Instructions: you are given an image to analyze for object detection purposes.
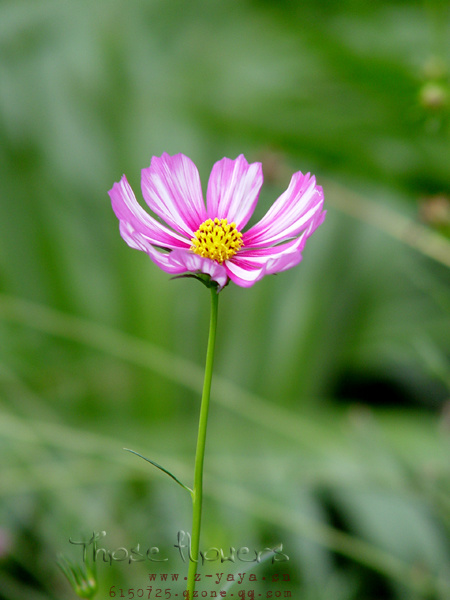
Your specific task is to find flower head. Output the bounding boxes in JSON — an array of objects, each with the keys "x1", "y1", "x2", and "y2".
[{"x1": 109, "y1": 153, "x2": 325, "y2": 289}]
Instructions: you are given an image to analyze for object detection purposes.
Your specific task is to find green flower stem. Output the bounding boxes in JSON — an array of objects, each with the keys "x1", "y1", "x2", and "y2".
[{"x1": 186, "y1": 287, "x2": 219, "y2": 599}]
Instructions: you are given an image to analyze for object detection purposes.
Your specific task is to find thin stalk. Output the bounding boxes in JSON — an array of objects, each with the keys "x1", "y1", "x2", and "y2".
[{"x1": 186, "y1": 287, "x2": 219, "y2": 599}]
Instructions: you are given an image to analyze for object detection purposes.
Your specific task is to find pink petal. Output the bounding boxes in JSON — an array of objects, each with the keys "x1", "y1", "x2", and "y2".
[
  {"x1": 224, "y1": 260, "x2": 268, "y2": 288},
  {"x1": 243, "y1": 172, "x2": 324, "y2": 247},
  {"x1": 237, "y1": 234, "x2": 307, "y2": 262},
  {"x1": 109, "y1": 176, "x2": 190, "y2": 249},
  {"x1": 141, "y1": 153, "x2": 207, "y2": 238},
  {"x1": 224, "y1": 233, "x2": 308, "y2": 287},
  {"x1": 118, "y1": 222, "x2": 229, "y2": 289},
  {"x1": 206, "y1": 155, "x2": 263, "y2": 229},
  {"x1": 167, "y1": 250, "x2": 229, "y2": 289}
]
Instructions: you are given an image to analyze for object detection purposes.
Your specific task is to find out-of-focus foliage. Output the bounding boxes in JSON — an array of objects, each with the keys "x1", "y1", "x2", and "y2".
[{"x1": 0, "y1": 1, "x2": 449, "y2": 599}]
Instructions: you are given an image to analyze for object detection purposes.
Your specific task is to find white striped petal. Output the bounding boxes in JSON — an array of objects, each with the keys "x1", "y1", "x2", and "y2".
[
  {"x1": 141, "y1": 153, "x2": 207, "y2": 237},
  {"x1": 206, "y1": 155, "x2": 263, "y2": 229}
]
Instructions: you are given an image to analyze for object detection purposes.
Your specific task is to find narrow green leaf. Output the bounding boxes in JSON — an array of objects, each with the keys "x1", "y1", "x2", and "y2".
[{"x1": 124, "y1": 448, "x2": 193, "y2": 496}]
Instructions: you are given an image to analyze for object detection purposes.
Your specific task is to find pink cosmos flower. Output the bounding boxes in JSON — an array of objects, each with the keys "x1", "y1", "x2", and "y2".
[{"x1": 109, "y1": 153, "x2": 325, "y2": 289}]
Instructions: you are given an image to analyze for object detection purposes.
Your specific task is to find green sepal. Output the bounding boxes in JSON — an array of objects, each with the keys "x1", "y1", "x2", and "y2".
[
  {"x1": 170, "y1": 272, "x2": 222, "y2": 291},
  {"x1": 124, "y1": 448, "x2": 193, "y2": 496}
]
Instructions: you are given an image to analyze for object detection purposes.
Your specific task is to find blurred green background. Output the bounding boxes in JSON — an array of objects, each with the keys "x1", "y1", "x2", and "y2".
[{"x1": 0, "y1": 1, "x2": 449, "y2": 599}]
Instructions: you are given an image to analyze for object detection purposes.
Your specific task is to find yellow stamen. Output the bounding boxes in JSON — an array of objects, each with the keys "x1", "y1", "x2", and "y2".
[{"x1": 191, "y1": 218, "x2": 243, "y2": 264}]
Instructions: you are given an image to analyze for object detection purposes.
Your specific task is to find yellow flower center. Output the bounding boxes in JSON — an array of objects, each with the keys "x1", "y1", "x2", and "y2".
[{"x1": 190, "y1": 218, "x2": 243, "y2": 264}]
